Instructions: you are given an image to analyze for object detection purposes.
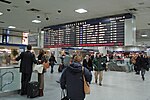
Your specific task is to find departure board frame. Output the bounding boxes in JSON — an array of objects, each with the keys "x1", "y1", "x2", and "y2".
[{"x1": 43, "y1": 13, "x2": 133, "y2": 48}]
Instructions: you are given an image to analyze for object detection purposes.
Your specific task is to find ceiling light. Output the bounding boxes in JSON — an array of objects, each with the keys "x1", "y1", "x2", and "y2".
[
  {"x1": 0, "y1": 12, "x2": 3, "y2": 15},
  {"x1": 32, "y1": 20, "x2": 41, "y2": 23},
  {"x1": 8, "y1": 26, "x2": 16, "y2": 29},
  {"x1": 141, "y1": 34, "x2": 147, "y2": 37},
  {"x1": 75, "y1": 8, "x2": 87, "y2": 14},
  {"x1": 41, "y1": 31, "x2": 44, "y2": 34}
]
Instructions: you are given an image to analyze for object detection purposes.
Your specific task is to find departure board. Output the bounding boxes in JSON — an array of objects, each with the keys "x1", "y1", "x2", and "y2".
[{"x1": 43, "y1": 13, "x2": 133, "y2": 48}]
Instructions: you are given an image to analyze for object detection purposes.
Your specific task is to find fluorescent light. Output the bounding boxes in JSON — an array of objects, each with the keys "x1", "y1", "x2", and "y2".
[
  {"x1": 75, "y1": 8, "x2": 87, "y2": 14},
  {"x1": 41, "y1": 31, "x2": 44, "y2": 34},
  {"x1": 141, "y1": 34, "x2": 147, "y2": 37},
  {"x1": 0, "y1": 12, "x2": 3, "y2": 15},
  {"x1": 32, "y1": 20, "x2": 41, "y2": 23},
  {"x1": 8, "y1": 26, "x2": 16, "y2": 29}
]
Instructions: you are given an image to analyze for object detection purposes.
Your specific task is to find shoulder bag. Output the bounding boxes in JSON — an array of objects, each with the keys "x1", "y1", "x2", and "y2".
[
  {"x1": 82, "y1": 67, "x2": 90, "y2": 94},
  {"x1": 43, "y1": 61, "x2": 49, "y2": 69}
]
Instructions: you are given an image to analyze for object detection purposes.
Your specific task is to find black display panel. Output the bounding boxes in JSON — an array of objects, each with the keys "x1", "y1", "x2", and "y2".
[{"x1": 43, "y1": 13, "x2": 133, "y2": 48}]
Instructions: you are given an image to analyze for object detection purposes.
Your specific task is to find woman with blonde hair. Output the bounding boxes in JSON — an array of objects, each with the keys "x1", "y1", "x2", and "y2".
[
  {"x1": 37, "y1": 49, "x2": 48, "y2": 96},
  {"x1": 60, "y1": 55, "x2": 92, "y2": 100}
]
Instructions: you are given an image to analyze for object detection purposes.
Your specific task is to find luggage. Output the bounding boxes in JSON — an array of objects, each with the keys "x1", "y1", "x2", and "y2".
[{"x1": 27, "y1": 81, "x2": 39, "y2": 98}]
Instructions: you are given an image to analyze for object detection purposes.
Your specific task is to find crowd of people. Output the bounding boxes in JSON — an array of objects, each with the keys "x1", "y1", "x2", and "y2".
[
  {"x1": 130, "y1": 53, "x2": 150, "y2": 80},
  {"x1": 15, "y1": 45, "x2": 57, "y2": 97},
  {"x1": 15, "y1": 44, "x2": 150, "y2": 100}
]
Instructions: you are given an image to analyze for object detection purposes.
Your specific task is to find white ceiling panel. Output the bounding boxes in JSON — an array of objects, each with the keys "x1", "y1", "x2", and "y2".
[{"x1": 0, "y1": 0, "x2": 150, "y2": 33}]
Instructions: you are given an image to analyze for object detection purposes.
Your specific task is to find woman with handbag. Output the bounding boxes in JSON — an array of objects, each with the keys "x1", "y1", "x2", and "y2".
[
  {"x1": 37, "y1": 49, "x2": 49, "y2": 97},
  {"x1": 60, "y1": 55, "x2": 92, "y2": 100}
]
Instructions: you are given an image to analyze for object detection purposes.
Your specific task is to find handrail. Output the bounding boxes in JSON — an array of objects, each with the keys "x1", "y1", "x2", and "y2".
[{"x1": 0, "y1": 71, "x2": 14, "y2": 91}]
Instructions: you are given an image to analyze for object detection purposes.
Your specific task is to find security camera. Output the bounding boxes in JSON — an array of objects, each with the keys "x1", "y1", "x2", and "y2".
[
  {"x1": 7, "y1": 8, "x2": 11, "y2": 11},
  {"x1": 46, "y1": 17, "x2": 49, "y2": 20},
  {"x1": 26, "y1": 1, "x2": 30, "y2": 4},
  {"x1": 37, "y1": 16, "x2": 40, "y2": 18},
  {"x1": 58, "y1": 10, "x2": 61, "y2": 13}
]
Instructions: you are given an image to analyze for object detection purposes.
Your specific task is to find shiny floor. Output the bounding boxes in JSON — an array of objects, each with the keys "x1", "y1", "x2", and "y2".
[{"x1": 1, "y1": 65, "x2": 150, "y2": 100}]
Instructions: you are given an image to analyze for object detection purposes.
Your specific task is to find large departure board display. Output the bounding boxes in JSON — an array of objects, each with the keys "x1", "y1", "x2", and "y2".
[{"x1": 43, "y1": 13, "x2": 133, "y2": 48}]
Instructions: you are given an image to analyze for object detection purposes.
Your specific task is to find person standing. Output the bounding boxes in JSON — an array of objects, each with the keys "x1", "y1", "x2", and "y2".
[
  {"x1": 37, "y1": 49, "x2": 48, "y2": 96},
  {"x1": 15, "y1": 45, "x2": 37, "y2": 95},
  {"x1": 140, "y1": 54, "x2": 148, "y2": 81},
  {"x1": 83, "y1": 55, "x2": 93, "y2": 72},
  {"x1": 49, "y1": 53, "x2": 57, "y2": 73},
  {"x1": 93, "y1": 53, "x2": 104, "y2": 86},
  {"x1": 60, "y1": 55, "x2": 92, "y2": 100},
  {"x1": 135, "y1": 54, "x2": 141, "y2": 75},
  {"x1": 63, "y1": 51, "x2": 71, "y2": 68}
]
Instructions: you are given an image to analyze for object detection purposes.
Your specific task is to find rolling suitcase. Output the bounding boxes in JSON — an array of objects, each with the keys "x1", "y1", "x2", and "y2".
[{"x1": 27, "y1": 81, "x2": 39, "y2": 98}]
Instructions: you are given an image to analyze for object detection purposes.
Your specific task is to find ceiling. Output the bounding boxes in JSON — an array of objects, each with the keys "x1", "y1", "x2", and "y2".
[{"x1": 0, "y1": 0, "x2": 150, "y2": 34}]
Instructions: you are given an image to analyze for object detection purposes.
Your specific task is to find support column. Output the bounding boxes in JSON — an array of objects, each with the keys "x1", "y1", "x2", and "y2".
[{"x1": 124, "y1": 17, "x2": 136, "y2": 46}]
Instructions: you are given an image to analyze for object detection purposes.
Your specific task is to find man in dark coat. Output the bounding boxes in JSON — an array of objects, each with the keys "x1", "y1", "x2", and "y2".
[
  {"x1": 140, "y1": 54, "x2": 148, "y2": 81},
  {"x1": 49, "y1": 54, "x2": 57, "y2": 73},
  {"x1": 83, "y1": 55, "x2": 93, "y2": 72},
  {"x1": 15, "y1": 45, "x2": 37, "y2": 95},
  {"x1": 60, "y1": 55, "x2": 92, "y2": 100}
]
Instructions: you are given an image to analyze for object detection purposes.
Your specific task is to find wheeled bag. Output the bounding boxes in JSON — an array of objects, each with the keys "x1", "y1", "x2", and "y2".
[{"x1": 27, "y1": 81, "x2": 39, "y2": 98}]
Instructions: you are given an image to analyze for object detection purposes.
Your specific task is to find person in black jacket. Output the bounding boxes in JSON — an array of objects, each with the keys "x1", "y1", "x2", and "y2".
[
  {"x1": 15, "y1": 45, "x2": 37, "y2": 95},
  {"x1": 83, "y1": 55, "x2": 93, "y2": 72},
  {"x1": 49, "y1": 53, "x2": 57, "y2": 73},
  {"x1": 135, "y1": 54, "x2": 141, "y2": 75},
  {"x1": 60, "y1": 55, "x2": 92, "y2": 100},
  {"x1": 140, "y1": 54, "x2": 148, "y2": 81}
]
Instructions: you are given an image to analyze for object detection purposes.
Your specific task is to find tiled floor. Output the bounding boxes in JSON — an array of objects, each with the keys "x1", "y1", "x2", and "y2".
[{"x1": 1, "y1": 65, "x2": 150, "y2": 100}]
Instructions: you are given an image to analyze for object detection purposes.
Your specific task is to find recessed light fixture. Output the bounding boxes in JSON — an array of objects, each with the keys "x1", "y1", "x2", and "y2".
[
  {"x1": 141, "y1": 34, "x2": 147, "y2": 37},
  {"x1": 0, "y1": 12, "x2": 3, "y2": 15},
  {"x1": 8, "y1": 26, "x2": 16, "y2": 29},
  {"x1": 75, "y1": 8, "x2": 87, "y2": 14},
  {"x1": 32, "y1": 20, "x2": 41, "y2": 23},
  {"x1": 41, "y1": 31, "x2": 44, "y2": 34}
]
